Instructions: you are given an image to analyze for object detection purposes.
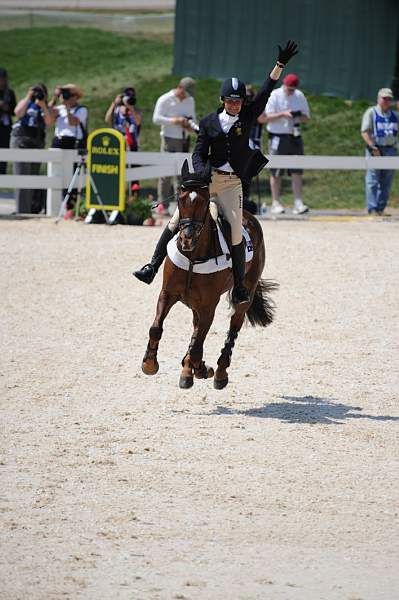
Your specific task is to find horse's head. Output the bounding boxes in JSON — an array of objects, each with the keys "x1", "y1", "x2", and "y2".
[{"x1": 178, "y1": 160, "x2": 211, "y2": 252}]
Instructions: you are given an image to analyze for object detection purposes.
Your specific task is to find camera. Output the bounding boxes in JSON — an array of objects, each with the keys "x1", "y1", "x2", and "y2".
[
  {"x1": 123, "y1": 94, "x2": 136, "y2": 106},
  {"x1": 60, "y1": 87, "x2": 72, "y2": 100},
  {"x1": 32, "y1": 86, "x2": 45, "y2": 101},
  {"x1": 185, "y1": 116, "x2": 200, "y2": 133},
  {"x1": 290, "y1": 110, "x2": 302, "y2": 137}
]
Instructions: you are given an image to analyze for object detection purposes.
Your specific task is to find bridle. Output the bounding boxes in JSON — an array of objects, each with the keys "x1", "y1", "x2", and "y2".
[{"x1": 178, "y1": 185, "x2": 210, "y2": 244}]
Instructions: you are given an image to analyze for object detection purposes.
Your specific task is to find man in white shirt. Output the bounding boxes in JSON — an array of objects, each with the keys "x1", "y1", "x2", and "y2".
[
  {"x1": 152, "y1": 77, "x2": 196, "y2": 208},
  {"x1": 264, "y1": 73, "x2": 310, "y2": 214}
]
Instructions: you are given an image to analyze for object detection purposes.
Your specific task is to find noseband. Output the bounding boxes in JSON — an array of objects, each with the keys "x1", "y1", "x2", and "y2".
[{"x1": 178, "y1": 185, "x2": 209, "y2": 241}]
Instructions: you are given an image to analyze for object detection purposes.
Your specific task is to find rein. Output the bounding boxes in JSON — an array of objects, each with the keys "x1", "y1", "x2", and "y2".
[{"x1": 177, "y1": 188, "x2": 215, "y2": 294}]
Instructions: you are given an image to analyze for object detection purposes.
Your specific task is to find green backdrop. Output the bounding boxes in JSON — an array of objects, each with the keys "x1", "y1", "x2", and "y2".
[{"x1": 173, "y1": 0, "x2": 399, "y2": 101}]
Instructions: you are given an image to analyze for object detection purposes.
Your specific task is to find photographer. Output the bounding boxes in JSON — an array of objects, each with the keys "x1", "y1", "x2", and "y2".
[
  {"x1": 49, "y1": 84, "x2": 88, "y2": 149},
  {"x1": 264, "y1": 73, "x2": 310, "y2": 215},
  {"x1": 10, "y1": 82, "x2": 52, "y2": 213},
  {"x1": 152, "y1": 77, "x2": 196, "y2": 208},
  {"x1": 0, "y1": 67, "x2": 16, "y2": 175},
  {"x1": 105, "y1": 87, "x2": 142, "y2": 151}
]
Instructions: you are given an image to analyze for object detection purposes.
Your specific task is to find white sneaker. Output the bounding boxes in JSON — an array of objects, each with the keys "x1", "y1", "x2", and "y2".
[
  {"x1": 271, "y1": 201, "x2": 285, "y2": 215},
  {"x1": 292, "y1": 200, "x2": 309, "y2": 215}
]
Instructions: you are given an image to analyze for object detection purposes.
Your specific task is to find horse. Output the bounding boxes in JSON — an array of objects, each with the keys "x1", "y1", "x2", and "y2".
[{"x1": 141, "y1": 160, "x2": 278, "y2": 389}]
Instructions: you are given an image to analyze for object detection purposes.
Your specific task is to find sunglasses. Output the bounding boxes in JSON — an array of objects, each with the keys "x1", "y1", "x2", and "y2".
[{"x1": 381, "y1": 96, "x2": 393, "y2": 101}]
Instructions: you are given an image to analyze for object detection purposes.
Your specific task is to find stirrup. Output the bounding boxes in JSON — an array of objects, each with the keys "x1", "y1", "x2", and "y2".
[
  {"x1": 133, "y1": 263, "x2": 156, "y2": 284},
  {"x1": 232, "y1": 284, "x2": 250, "y2": 305}
]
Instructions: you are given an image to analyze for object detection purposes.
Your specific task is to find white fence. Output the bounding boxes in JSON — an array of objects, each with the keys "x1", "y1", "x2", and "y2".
[{"x1": 1, "y1": 148, "x2": 399, "y2": 216}]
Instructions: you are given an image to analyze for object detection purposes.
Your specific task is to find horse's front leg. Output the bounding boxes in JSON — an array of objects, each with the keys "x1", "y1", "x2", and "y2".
[
  {"x1": 214, "y1": 307, "x2": 247, "y2": 389},
  {"x1": 142, "y1": 290, "x2": 177, "y2": 376},
  {"x1": 179, "y1": 309, "x2": 215, "y2": 389}
]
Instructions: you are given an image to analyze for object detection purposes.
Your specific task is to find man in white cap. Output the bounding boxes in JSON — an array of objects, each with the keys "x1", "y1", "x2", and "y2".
[
  {"x1": 152, "y1": 77, "x2": 197, "y2": 208},
  {"x1": 361, "y1": 87, "x2": 398, "y2": 215}
]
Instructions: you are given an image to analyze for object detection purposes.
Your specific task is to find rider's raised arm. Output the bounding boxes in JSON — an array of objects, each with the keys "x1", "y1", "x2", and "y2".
[
  {"x1": 246, "y1": 40, "x2": 299, "y2": 121},
  {"x1": 192, "y1": 118, "x2": 211, "y2": 174}
]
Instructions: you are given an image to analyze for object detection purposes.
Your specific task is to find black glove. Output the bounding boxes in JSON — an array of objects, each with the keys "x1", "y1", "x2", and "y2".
[
  {"x1": 277, "y1": 40, "x2": 298, "y2": 66},
  {"x1": 291, "y1": 110, "x2": 302, "y2": 118}
]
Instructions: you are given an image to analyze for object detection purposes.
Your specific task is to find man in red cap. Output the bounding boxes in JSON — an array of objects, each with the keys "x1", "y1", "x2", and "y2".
[{"x1": 263, "y1": 72, "x2": 310, "y2": 215}]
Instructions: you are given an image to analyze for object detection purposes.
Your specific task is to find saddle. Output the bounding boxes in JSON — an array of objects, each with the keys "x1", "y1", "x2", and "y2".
[
  {"x1": 167, "y1": 205, "x2": 253, "y2": 275},
  {"x1": 210, "y1": 202, "x2": 253, "y2": 258}
]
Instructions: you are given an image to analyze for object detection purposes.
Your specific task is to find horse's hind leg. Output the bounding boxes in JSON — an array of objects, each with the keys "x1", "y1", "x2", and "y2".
[
  {"x1": 142, "y1": 290, "x2": 177, "y2": 376},
  {"x1": 214, "y1": 308, "x2": 246, "y2": 389},
  {"x1": 179, "y1": 309, "x2": 215, "y2": 389}
]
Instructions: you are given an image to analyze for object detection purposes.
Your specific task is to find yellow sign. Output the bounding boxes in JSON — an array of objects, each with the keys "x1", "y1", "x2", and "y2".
[{"x1": 86, "y1": 128, "x2": 126, "y2": 211}]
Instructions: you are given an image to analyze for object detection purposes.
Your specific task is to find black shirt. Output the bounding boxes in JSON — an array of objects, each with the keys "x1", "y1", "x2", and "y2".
[
  {"x1": 193, "y1": 76, "x2": 277, "y2": 180},
  {"x1": 0, "y1": 87, "x2": 17, "y2": 128}
]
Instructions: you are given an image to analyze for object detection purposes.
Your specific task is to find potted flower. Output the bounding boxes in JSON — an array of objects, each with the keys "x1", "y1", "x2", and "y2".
[{"x1": 123, "y1": 190, "x2": 152, "y2": 225}]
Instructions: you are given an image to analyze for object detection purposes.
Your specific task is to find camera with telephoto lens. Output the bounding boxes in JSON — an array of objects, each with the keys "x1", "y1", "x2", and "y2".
[
  {"x1": 290, "y1": 110, "x2": 302, "y2": 137},
  {"x1": 60, "y1": 87, "x2": 72, "y2": 101},
  {"x1": 32, "y1": 86, "x2": 45, "y2": 101},
  {"x1": 184, "y1": 116, "x2": 200, "y2": 133},
  {"x1": 123, "y1": 94, "x2": 136, "y2": 106}
]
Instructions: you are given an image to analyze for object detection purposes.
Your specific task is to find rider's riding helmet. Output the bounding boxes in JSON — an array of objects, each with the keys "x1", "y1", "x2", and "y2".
[{"x1": 220, "y1": 77, "x2": 246, "y2": 100}]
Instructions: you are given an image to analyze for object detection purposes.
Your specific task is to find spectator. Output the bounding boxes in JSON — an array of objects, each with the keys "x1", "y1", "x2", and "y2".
[
  {"x1": 152, "y1": 77, "x2": 196, "y2": 208},
  {"x1": 246, "y1": 85, "x2": 264, "y2": 151},
  {"x1": 49, "y1": 84, "x2": 88, "y2": 149},
  {"x1": 105, "y1": 87, "x2": 142, "y2": 150},
  {"x1": 361, "y1": 87, "x2": 398, "y2": 215},
  {"x1": 0, "y1": 67, "x2": 16, "y2": 175},
  {"x1": 242, "y1": 84, "x2": 265, "y2": 214},
  {"x1": 265, "y1": 73, "x2": 310, "y2": 215},
  {"x1": 10, "y1": 82, "x2": 52, "y2": 213}
]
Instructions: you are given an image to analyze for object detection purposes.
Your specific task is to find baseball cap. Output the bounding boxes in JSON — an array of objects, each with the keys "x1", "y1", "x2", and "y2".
[
  {"x1": 378, "y1": 87, "x2": 393, "y2": 99},
  {"x1": 0, "y1": 67, "x2": 8, "y2": 79},
  {"x1": 283, "y1": 73, "x2": 299, "y2": 87},
  {"x1": 179, "y1": 77, "x2": 195, "y2": 97}
]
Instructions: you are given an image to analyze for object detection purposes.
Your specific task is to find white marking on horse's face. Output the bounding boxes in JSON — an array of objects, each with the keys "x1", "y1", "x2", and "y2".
[{"x1": 189, "y1": 191, "x2": 197, "y2": 202}]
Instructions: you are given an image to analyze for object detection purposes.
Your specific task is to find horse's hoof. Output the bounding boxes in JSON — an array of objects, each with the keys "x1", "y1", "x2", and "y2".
[
  {"x1": 179, "y1": 375, "x2": 194, "y2": 389},
  {"x1": 142, "y1": 360, "x2": 159, "y2": 376},
  {"x1": 214, "y1": 377, "x2": 228, "y2": 390}
]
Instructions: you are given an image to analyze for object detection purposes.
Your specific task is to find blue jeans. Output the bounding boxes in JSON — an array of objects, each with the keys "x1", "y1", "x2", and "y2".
[{"x1": 365, "y1": 146, "x2": 397, "y2": 213}]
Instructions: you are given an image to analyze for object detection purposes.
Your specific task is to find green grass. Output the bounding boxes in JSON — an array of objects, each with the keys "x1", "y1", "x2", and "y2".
[{"x1": 2, "y1": 26, "x2": 398, "y2": 209}]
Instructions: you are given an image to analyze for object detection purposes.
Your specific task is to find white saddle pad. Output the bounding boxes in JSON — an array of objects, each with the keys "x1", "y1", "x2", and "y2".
[{"x1": 167, "y1": 224, "x2": 253, "y2": 274}]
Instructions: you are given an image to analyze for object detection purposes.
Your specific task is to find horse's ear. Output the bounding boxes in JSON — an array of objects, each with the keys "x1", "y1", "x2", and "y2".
[
  {"x1": 181, "y1": 159, "x2": 190, "y2": 179},
  {"x1": 203, "y1": 160, "x2": 211, "y2": 183}
]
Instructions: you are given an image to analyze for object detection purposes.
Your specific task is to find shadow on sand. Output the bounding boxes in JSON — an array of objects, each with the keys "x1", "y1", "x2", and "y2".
[{"x1": 208, "y1": 395, "x2": 399, "y2": 425}]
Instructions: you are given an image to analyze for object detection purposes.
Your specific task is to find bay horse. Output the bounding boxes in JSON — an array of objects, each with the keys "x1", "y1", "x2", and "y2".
[{"x1": 142, "y1": 160, "x2": 278, "y2": 389}]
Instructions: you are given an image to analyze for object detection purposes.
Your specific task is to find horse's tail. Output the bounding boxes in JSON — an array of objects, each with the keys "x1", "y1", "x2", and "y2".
[{"x1": 246, "y1": 279, "x2": 279, "y2": 327}]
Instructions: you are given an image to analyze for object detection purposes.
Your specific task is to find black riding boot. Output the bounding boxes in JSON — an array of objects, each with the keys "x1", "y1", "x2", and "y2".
[
  {"x1": 231, "y1": 239, "x2": 250, "y2": 304},
  {"x1": 133, "y1": 225, "x2": 175, "y2": 284}
]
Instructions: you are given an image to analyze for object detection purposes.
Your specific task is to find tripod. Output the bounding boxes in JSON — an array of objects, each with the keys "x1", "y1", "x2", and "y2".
[{"x1": 55, "y1": 151, "x2": 109, "y2": 224}]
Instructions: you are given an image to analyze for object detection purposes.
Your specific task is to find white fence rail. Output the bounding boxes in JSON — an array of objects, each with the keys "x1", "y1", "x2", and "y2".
[{"x1": 1, "y1": 148, "x2": 399, "y2": 216}]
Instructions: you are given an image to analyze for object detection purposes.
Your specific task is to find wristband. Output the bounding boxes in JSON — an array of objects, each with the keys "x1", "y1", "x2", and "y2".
[{"x1": 276, "y1": 61, "x2": 285, "y2": 68}]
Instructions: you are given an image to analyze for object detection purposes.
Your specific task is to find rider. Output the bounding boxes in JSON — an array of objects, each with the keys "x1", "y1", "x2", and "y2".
[{"x1": 133, "y1": 41, "x2": 298, "y2": 304}]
